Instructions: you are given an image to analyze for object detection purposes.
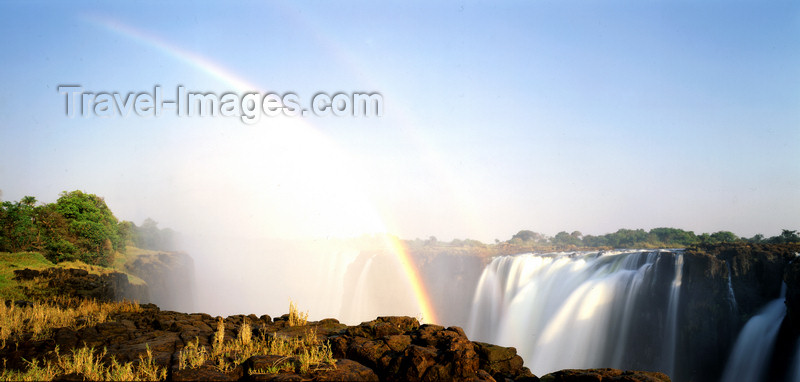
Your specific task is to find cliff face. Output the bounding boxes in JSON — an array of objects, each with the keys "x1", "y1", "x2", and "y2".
[
  {"x1": 124, "y1": 252, "x2": 196, "y2": 313},
  {"x1": 678, "y1": 243, "x2": 800, "y2": 382},
  {"x1": 12, "y1": 267, "x2": 149, "y2": 303},
  {"x1": 9, "y1": 251, "x2": 198, "y2": 312},
  {"x1": 784, "y1": 258, "x2": 800, "y2": 336}
]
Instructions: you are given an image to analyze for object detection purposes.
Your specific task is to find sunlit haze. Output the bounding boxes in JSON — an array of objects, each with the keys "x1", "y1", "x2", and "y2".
[
  {"x1": 2, "y1": 8, "x2": 800, "y2": 382},
  {"x1": 2, "y1": 2, "x2": 799, "y2": 243}
]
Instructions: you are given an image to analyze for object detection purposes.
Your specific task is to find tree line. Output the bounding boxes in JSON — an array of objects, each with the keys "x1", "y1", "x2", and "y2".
[
  {"x1": 0, "y1": 190, "x2": 175, "y2": 266},
  {"x1": 508, "y1": 227, "x2": 800, "y2": 249}
]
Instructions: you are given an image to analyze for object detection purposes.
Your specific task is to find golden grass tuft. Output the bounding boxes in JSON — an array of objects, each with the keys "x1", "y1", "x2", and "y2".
[
  {"x1": 0, "y1": 297, "x2": 140, "y2": 347},
  {"x1": 178, "y1": 338, "x2": 209, "y2": 370},
  {"x1": 178, "y1": 307, "x2": 335, "y2": 375},
  {"x1": 0, "y1": 345, "x2": 166, "y2": 381},
  {"x1": 288, "y1": 300, "x2": 308, "y2": 327}
]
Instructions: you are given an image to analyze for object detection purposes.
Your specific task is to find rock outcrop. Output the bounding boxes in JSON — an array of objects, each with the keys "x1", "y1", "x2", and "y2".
[
  {"x1": 678, "y1": 243, "x2": 800, "y2": 382},
  {"x1": 0, "y1": 303, "x2": 671, "y2": 381},
  {"x1": 540, "y1": 368, "x2": 670, "y2": 382}
]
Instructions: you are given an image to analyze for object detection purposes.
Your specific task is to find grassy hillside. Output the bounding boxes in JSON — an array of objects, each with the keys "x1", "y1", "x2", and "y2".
[
  {"x1": 0, "y1": 252, "x2": 55, "y2": 300},
  {"x1": 0, "y1": 247, "x2": 159, "y2": 301}
]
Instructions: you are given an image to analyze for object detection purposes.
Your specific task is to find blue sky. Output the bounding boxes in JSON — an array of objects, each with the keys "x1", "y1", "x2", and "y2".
[{"x1": 1, "y1": 1, "x2": 798, "y2": 241}]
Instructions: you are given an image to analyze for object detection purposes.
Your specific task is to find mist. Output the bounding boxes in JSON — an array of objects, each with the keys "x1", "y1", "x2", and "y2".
[{"x1": 1, "y1": 0, "x2": 798, "y2": 337}]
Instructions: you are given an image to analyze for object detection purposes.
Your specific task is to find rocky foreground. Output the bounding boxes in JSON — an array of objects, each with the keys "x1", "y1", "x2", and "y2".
[{"x1": 2, "y1": 268, "x2": 670, "y2": 382}]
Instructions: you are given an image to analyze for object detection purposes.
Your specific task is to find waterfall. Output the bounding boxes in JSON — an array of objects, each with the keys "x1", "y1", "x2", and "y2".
[
  {"x1": 337, "y1": 251, "x2": 423, "y2": 325},
  {"x1": 312, "y1": 249, "x2": 360, "y2": 317},
  {"x1": 662, "y1": 253, "x2": 683, "y2": 377},
  {"x1": 725, "y1": 262, "x2": 738, "y2": 313},
  {"x1": 466, "y1": 250, "x2": 684, "y2": 377},
  {"x1": 720, "y1": 293, "x2": 786, "y2": 382},
  {"x1": 344, "y1": 255, "x2": 375, "y2": 323}
]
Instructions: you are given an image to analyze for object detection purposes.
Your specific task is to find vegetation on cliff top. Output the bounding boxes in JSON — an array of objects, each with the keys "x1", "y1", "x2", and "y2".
[
  {"x1": 2, "y1": 189, "x2": 797, "y2": 268},
  {"x1": 411, "y1": 227, "x2": 800, "y2": 255},
  {"x1": 0, "y1": 190, "x2": 175, "y2": 267}
]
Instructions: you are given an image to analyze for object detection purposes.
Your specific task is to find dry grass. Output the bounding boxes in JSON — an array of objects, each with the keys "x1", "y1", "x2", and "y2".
[
  {"x1": 0, "y1": 345, "x2": 166, "y2": 381},
  {"x1": 288, "y1": 300, "x2": 308, "y2": 327},
  {"x1": 177, "y1": 337, "x2": 209, "y2": 370},
  {"x1": 251, "y1": 362, "x2": 294, "y2": 374},
  {"x1": 178, "y1": 302, "x2": 335, "y2": 375},
  {"x1": 0, "y1": 297, "x2": 160, "y2": 381},
  {"x1": 0, "y1": 297, "x2": 140, "y2": 347},
  {"x1": 59, "y1": 260, "x2": 147, "y2": 286},
  {"x1": 0, "y1": 252, "x2": 54, "y2": 300},
  {"x1": 0, "y1": 251, "x2": 147, "y2": 301}
]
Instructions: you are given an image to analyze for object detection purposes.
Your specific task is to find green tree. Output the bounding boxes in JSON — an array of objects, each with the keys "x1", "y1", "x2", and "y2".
[
  {"x1": 768, "y1": 229, "x2": 800, "y2": 244},
  {"x1": 605, "y1": 229, "x2": 650, "y2": 248},
  {"x1": 511, "y1": 230, "x2": 545, "y2": 242},
  {"x1": 648, "y1": 228, "x2": 698, "y2": 247},
  {"x1": 582, "y1": 235, "x2": 607, "y2": 247},
  {"x1": 0, "y1": 197, "x2": 38, "y2": 252},
  {"x1": 709, "y1": 231, "x2": 740, "y2": 244},
  {"x1": 53, "y1": 190, "x2": 122, "y2": 266},
  {"x1": 553, "y1": 231, "x2": 581, "y2": 247},
  {"x1": 35, "y1": 203, "x2": 79, "y2": 262}
]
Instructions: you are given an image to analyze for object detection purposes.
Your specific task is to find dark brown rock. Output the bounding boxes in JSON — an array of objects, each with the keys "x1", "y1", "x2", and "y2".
[
  {"x1": 312, "y1": 359, "x2": 379, "y2": 381},
  {"x1": 473, "y1": 342, "x2": 525, "y2": 381},
  {"x1": 243, "y1": 355, "x2": 297, "y2": 375},
  {"x1": 347, "y1": 316, "x2": 421, "y2": 339},
  {"x1": 170, "y1": 363, "x2": 243, "y2": 381},
  {"x1": 248, "y1": 374, "x2": 304, "y2": 381},
  {"x1": 402, "y1": 344, "x2": 438, "y2": 381},
  {"x1": 347, "y1": 339, "x2": 392, "y2": 371},
  {"x1": 385, "y1": 334, "x2": 412, "y2": 352},
  {"x1": 54, "y1": 327, "x2": 79, "y2": 350},
  {"x1": 53, "y1": 372, "x2": 89, "y2": 381},
  {"x1": 540, "y1": 369, "x2": 669, "y2": 382}
]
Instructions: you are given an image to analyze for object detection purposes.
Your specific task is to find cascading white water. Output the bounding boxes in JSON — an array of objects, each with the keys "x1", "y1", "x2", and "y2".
[
  {"x1": 663, "y1": 253, "x2": 683, "y2": 377},
  {"x1": 725, "y1": 262, "x2": 738, "y2": 313},
  {"x1": 343, "y1": 255, "x2": 375, "y2": 323},
  {"x1": 720, "y1": 289, "x2": 787, "y2": 382},
  {"x1": 312, "y1": 249, "x2": 360, "y2": 317},
  {"x1": 466, "y1": 250, "x2": 683, "y2": 377}
]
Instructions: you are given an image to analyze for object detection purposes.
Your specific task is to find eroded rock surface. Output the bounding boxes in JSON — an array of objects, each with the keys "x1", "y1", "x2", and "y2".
[{"x1": 0, "y1": 302, "x2": 672, "y2": 381}]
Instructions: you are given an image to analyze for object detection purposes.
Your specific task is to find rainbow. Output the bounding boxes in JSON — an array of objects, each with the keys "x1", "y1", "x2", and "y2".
[
  {"x1": 383, "y1": 235, "x2": 439, "y2": 324},
  {"x1": 83, "y1": 13, "x2": 255, "y2": 92},
  {"x1": 83, "y1": 13, "x2": 442, "y2": 324}
]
